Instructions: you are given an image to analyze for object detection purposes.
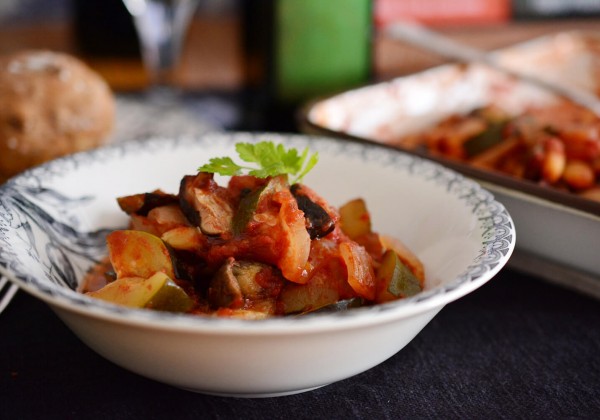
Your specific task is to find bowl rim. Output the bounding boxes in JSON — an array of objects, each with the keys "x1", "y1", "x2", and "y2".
[{"x1": 0, "y1": 132, "x2": 515, "y2": 334}]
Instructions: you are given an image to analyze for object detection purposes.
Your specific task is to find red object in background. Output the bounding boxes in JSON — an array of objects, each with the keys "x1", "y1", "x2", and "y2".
[{"x1": 374, "y1": 0, "x2": 511, "y2": 27}]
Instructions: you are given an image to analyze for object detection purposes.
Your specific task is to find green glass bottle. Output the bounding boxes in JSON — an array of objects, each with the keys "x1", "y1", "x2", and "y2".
[{"x1": 243, "y1": 0, "x2": 373, "y2": 130}]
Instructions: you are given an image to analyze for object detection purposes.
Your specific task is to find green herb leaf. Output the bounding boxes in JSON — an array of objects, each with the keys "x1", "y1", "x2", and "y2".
[
  {"x1": 197, "y1": 156, "x2": 243, "y2": 176},
  {"x1": 236, "y1": 142, "x2": 262, "y2": 164},
  {"x1": 296, "y1": 149, "x2": 319, "y2": 182},
  {"x1": 198, "y1": 141, "x2": 319, "y2": 183}
]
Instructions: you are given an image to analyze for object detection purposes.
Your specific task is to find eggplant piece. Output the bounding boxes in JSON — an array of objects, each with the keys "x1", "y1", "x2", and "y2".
[
  {"x1": 179, "y1": 175, "x2": 202, "y2": 226},
  {"x1": 208, "y1": 258, "x2": 282, "y2": 312},
  {"x1": 117, "y1": 191, "x2": 178, "y2": 216},
  {"x1": 208, "y1": 258, "x2": 243, "y2": 309},
  {"x1": 290, "y1": 184, "x2": 335, "y2": 239},
  {"x1": 104, "y1": 270, "x2": 117, "y2": 283},
  {"x1": 169, "y1": 248, "x2": 208, "y2": 286},
  {"x1": 179, "y1": 173, "x2": 233, "y2": 237},
  {"x1": 231, "y1": 261, "x2": 266, "y2": 297}
]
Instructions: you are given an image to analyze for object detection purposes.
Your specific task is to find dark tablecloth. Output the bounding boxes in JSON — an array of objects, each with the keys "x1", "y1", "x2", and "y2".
[{"x1": 2, "y1": 268, "x2": 600, "y2": 419}]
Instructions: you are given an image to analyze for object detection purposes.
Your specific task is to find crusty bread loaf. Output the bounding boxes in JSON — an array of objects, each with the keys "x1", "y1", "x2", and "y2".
[{"x1": 0, "y1": 50, "x2": 115, "y2": 181}]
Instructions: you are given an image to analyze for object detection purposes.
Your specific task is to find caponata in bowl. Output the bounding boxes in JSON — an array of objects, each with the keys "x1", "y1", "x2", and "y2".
[{"x1": 82, "y1": 141, "x2": 424, "y2": 318}]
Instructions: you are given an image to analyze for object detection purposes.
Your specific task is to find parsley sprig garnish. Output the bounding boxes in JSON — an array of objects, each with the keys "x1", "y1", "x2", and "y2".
[{"x1": 198, "y1": 141, "x2": 319, "y2": 184}]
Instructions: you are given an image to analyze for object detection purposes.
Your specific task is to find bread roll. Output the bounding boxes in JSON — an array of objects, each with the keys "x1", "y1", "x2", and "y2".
[{"x1": 0, "y1": 50, "x2": 115, "y2": 181}]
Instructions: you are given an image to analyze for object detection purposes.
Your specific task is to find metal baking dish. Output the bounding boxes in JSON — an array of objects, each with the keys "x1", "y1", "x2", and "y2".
[{"x1": 301, "y1": 31, "x2": 600, "y2": 298}]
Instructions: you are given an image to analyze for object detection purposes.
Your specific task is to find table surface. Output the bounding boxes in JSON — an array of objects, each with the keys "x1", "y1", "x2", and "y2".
[
  {"x1": 2, "y1": 267, "x2": 600, "y2": 419},
  {"x1": 2, "y1": 16, "x2": 600, "y2": 419}
]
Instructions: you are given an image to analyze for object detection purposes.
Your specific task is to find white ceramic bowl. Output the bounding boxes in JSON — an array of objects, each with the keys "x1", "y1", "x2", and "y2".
[{"x1": 0, "y1": 132, "x2": 515, "y2": 397}]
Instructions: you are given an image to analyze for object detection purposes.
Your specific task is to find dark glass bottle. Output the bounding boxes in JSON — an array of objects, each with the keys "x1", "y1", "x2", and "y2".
[
  {"x1": 242, "y1": 0, "x2": 373, "y2": 131},
  {"x1": 72, "y1": 0, "x2": 140, "y2": 58}
]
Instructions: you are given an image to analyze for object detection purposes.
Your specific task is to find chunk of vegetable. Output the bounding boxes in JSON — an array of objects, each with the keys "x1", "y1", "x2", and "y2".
[
  {"x1": 463, "y1": 121, "x2": 508, "y2": 158},
  {"x1": 179, "y1": 173, "x2": 234, "y2": 237},
  {"x1": 276, "y1": 193, "x2": 311, "y2": 283},
  {"x1": 379, "y1": 235, "x2": 425, "y2": 283},
  {"x1": 340, "y1": 241, "x2": 376, "y2": 301},
  {"x1": 232, "y1": 180, "x2": 273, "y2": 236},
  {"x1": 290, "y1": 184, "x2": 335, "y2": 239},
  {"x1": 376, "y1": 250, "x2": 422, "y2": 303},
  {"x1": 208, "y1": 258, "x2": 243, "y2": 309},
  {"x1": 278, "y1": 271, "x2": 343, "y2": 314},
  {"x1": 208, "y1": 258, "x2": 282, "y2": 314},
  {"x1": 339, "y1": 198, "x2": 371, "y2": 240},
  {"x1": 107, "y1": 230, "x2": 175, "y2": 280},
  {"x1": 86, "y1": 272, "x2": 193, "y2": 312},
  {"x1": 161, "y1": 226, "x2": 205, "y2": 251},
  {"x1": 117, "y1": 191, "x2": 179, "y2": 216},
  {"x1": 130, "y1": 205, "x2": 190, "y2": 237}
]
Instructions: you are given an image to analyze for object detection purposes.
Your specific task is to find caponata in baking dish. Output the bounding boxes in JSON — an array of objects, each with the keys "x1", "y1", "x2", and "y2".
[
  {"x1": 406, "y1": 103, "x2": 600, "y2": 201},
  {"x1": 82, "y1": 141, "x2": 424, "y2": 318}
]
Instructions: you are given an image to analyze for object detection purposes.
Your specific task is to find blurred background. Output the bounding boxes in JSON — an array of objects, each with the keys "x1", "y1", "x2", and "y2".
[
  {"x1": 0, "y1": 0, "x2": 240, "y2": 91},
  {"x1": 1, "y1": 0, "x2": 599, "y2": 130}
]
